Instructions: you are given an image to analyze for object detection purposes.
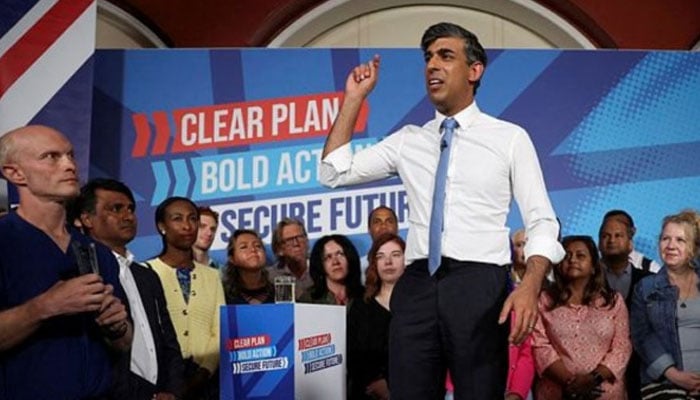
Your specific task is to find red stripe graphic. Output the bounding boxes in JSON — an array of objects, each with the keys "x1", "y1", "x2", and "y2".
[
  {"x1": 0, "y1": 0, "x2": 93, "y2": 98},
  {"x1": 151, "y1": 111, "x2": 171, "y2": 155},
  {"x1": 131, "y1": 113, "x2": 151, "y2": 157}
]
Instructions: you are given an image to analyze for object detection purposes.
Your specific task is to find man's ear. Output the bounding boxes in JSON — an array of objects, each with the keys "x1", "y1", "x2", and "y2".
[
  {"x1": 80, "y1": 211, "x2": 94, "y2": 229},
  {"x1": 1, "y1": 163, "x2": 26, "y2": 186},
  {"x1": 468, "y1": 61, "x2": 485, "y2": 84}
]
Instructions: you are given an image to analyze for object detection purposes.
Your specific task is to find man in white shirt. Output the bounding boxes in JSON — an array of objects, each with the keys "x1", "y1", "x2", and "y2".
[
  {"x1": 320, "y1": 22, "x2": 563, "y2": 399},
  {"x1": 76, "y1": 178, "x2": 184, "y2": 399}
]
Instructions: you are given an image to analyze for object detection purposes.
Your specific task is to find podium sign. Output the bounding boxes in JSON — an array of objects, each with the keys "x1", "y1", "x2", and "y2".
[{"x1": 220, "y1": 303, "x2": 346, "y2": 400}]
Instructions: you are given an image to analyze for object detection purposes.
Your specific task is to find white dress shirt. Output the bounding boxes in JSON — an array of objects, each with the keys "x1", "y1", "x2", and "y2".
[
  {"x1": 114, "y1": 250, "x2": 159, "y2": 384},
  {"x1": 320, "y1": 102, "x2": 564, "y2": 266},
  {"x1": 629, "y1": 249, "x2": 661, "y2": 273}
]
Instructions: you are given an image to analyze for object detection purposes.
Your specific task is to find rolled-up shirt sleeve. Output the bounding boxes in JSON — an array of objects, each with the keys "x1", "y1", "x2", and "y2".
[
  {"x1": 319, "y1": 143, "x2": 354, "y2": 187},
  {"x1": 319, "y1": 133, "x2": 402, "y2": 188},
  {"x1": 510, "y1": 129, "x2": 564, "y2": 264}
]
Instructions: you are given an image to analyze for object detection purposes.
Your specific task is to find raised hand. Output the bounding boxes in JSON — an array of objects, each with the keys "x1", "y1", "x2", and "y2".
[{"x1": 345, "y1": 55, "x2": 380, "y2": 100}]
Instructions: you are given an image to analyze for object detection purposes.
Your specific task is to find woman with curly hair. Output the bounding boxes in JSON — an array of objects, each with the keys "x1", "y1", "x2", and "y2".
[
  {"x1": 532, "y1": 235, "x2": 631, "y2": 399},
  {"x1": 299, "y1": 234, "x2": 363, "y2": 307},
  {"x1": 347, "y1": 233, "x2": 406, "y2": 400},
  {"x1": 222, "y1": 229, "x2": 274, "y2": 305}
]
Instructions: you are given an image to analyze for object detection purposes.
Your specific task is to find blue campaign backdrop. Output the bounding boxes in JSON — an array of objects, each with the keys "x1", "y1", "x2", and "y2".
[{"x1": 90, "y1": 48, "x2": 700, "y2": 265}]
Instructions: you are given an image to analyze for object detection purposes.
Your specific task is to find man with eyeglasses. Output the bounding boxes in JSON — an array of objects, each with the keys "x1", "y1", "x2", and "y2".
[{"x1": 267, "y1": 218, "x2": 314, "y2": 300}]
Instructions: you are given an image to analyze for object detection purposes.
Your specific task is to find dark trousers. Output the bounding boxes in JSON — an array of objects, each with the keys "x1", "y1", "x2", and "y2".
[{"x1": 389, "y1": 258, "x2": 508, "y2": 400}]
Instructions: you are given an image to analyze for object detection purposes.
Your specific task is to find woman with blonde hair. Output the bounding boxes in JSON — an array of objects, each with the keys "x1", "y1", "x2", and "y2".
[{"x1": 631, "y1": 210, "x2": 700, "y2": 398}]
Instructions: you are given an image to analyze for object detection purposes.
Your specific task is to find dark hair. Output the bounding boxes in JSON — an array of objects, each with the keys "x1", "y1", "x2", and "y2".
[
  {"x1": 367, "y1": 206, "x2": 398, "y2": 229},
  {"x1": 420, "y1": 22, "x2": 487, "y2": 93},
  {"x1": 68, "y1": 178, "x2": 135, "y2": 224},
  {"x1": 600, "y1": 209, "x2": 635, "y2": 238},
  {"x1": 223, "y1": 229, "x2": 272, "y2": 302},
  {"x1": 546, "y1": 235, "x2": 615, "y2": 310},
  {"x1": 197, "y1": 206, "x2": 219, "y2": 220},
  {"x1": 364, "y1": 233, "x2": 405, "y2": 302},
  {"x1": 154, "y1": 196, "x2": 199, "y2": 256},
  {"x1": 271, "y1": 218, "x2": 307, "y2": 257},
  {"x1": 308, "y1": 235, "x2": 363, "y2": 301}
]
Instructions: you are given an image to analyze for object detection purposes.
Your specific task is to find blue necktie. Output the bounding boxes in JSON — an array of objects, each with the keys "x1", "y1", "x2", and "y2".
[{"x1": 429, "y1": 118, "x2": 458, "y2": 275}]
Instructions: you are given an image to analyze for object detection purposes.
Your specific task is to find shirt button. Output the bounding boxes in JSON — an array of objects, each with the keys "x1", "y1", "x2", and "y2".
[
  {"x1": 191, "y1": 290, "x2": 197, "y2": 297},
  {"x1": 184, "y1": 330, "x2": 189, "y2": 336},
  {"x1": 182, "y1": 309, "x2": 188, "y2": 316}
]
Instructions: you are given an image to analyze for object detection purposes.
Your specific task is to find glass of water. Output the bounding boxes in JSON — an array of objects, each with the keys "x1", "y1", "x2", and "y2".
[{"x1": 274, "y1": 275, "x2": 296, "y2": 303}]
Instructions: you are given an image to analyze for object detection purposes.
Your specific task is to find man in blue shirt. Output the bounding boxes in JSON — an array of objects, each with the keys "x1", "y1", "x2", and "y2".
[{"x1": 0, "y1": 125, "x2": 133, "y2": 399}]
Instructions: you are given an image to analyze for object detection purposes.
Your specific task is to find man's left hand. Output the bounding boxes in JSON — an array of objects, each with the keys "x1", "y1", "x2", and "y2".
[
  {"x1": 498, "y1": 255, "x2": 549, "y2": 344},
  {"x1": 95, "y1": 284, "x2": 129, "y2": 338},
  {"x1": 499, "y1": 282, "x2": 539, "y2": 344}
]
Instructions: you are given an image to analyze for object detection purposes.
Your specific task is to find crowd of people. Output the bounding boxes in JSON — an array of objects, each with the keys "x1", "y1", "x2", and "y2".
[
  {"x1": 2, "y1": 126, "x2": 698, "y2": 400},
  {"x1": 2, "y1": 21, "x2": 699, "y2": 400}
]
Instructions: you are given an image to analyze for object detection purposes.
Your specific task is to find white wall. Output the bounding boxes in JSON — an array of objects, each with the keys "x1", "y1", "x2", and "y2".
[{"x1": 96, "y1": 0, "x2": 594, "y2": 50}]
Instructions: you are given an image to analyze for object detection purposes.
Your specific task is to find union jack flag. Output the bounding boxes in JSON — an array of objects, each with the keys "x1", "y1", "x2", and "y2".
[{"x1": 0, "y1": 0, "x2": 95, "y2": 203}]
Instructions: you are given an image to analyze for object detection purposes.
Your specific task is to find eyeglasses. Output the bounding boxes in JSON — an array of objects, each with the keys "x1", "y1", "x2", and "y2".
[{"x1": 282, "y1": 234, "x2": 306, "y2": 246}]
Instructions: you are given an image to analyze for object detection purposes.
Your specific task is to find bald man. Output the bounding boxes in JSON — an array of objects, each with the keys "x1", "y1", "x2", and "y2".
[{"x1": 0, "y1": 125, "x2": 132, "y2": 399}]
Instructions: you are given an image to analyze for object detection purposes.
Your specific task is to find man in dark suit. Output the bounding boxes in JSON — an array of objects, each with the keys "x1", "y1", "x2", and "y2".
[
  {"x1": 599, "y1": 211, "x2": 654, "y2": 400},
  {"x1": 75, "y1": 178, "x2": 184, "y2": 400}
]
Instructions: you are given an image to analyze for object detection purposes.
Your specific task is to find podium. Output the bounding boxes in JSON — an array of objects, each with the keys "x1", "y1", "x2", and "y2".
[{"x1": 220, "y1": 303, "x2": 346, "y2": 400}]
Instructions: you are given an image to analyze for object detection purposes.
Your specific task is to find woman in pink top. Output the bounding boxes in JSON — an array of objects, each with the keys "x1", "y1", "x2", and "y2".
[
  {"x1": 506, "y1": 312, "x2": 535, "y2": 400},
  {"x1": 532, "y1": 235, "x2": 631, "y2": 399}
]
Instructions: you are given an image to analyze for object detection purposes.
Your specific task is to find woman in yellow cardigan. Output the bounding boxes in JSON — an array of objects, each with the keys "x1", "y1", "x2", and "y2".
[{"x1": 147, "y1": 197, "x2": 225, "y2": 400}]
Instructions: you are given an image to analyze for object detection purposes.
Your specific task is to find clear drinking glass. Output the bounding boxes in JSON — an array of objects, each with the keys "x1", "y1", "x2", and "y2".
[{"x1": 274, "y1": 275, "x2": 296, "y2": 303}]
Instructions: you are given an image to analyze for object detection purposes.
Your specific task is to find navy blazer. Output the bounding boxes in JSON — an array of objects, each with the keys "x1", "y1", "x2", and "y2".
[{"x1": 109, "y1": 262, "x2": 185, "y2": 399}]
